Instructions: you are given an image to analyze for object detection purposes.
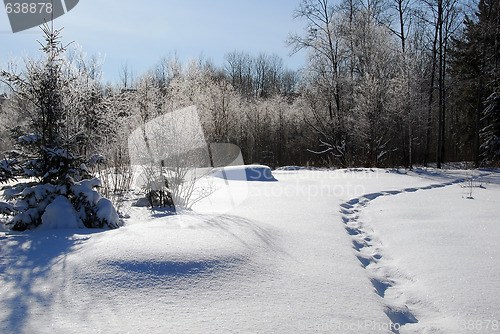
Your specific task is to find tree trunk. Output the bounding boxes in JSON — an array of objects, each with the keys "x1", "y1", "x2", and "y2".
[
  {"x1": 425, "y1": 14, "x2": 440, "y2": 167},
  {"x1": 437, "y1": 0, "x2": 444, "y2": 169}
]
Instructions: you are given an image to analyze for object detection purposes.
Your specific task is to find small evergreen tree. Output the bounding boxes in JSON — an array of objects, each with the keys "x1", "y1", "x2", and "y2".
[{"x1": 0, "y1": 24, "x2": 119, "y2": 231}]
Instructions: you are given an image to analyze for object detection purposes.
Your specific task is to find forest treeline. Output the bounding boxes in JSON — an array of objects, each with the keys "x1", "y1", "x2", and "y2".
[{"x1": 1, "y1": 0, "x2": 499, "y2": 170}]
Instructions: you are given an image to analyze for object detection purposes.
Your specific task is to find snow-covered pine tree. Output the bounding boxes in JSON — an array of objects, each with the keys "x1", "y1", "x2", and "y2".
[{"x1": 0, "y1": 24, "x2": 120, "y2": 231}]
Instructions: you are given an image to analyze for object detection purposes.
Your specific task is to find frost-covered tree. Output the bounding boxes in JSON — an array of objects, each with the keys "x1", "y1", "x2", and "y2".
[
  {"x1": 0, "y1": 24, "x2": 119, "y2": 231},
  {"x1": 290, "y1": 0, "x2": 403, "y2": 167},
  {"x1": 128, "y1": 105, "x2": 214, "y2": 210},
  {"x1": 288, "y1": 0, "x2": 351, "y2": 166},
  {"x1": 224, "y1": 51, "x2": 255, "y2": 98},
  {"x1": 68, "y1": 53, "x2": 135, "y2": 210}
]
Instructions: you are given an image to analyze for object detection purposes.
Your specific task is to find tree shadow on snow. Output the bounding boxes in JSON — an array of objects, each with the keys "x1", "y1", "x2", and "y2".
[
  {"x1": 176, "y1": 212, "x2": 291, "y2": 260},
  {"x1": 0, "y1": 229, "x2": 101, "y2": 333},
  {"x1": 203, "y1": 214, "x2": 285, "y2": 255}
]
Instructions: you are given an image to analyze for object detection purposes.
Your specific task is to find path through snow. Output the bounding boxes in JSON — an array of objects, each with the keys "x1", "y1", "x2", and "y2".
[{"x1": 340, "y1": 169, "x2": 500, "y2": 333}]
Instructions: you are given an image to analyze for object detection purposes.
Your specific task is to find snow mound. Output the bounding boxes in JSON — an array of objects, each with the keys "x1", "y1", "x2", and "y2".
[
  {"x1": 68, "y1": 213, "x2": 277, "y2": 293},
  {"x1": 96, "y1": 197, "x2": 120, "y2": 225},
  {"x1": 212, "y1": 165, "x2": 277, "y2": 181},
  {"x1": 276, "y1": 166, "x2": 304, "y2": 171},
  {"x1": 276, "y1": 166, "x2": 322, "y2": 171},
  {"x1": 39, "y1": 196, "x2": 85, "y2": 230}
]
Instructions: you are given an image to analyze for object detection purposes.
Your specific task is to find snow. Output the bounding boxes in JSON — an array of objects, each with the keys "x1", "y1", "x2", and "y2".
[
  {"x1": 212, "y1": 164, "x2": 278, "y2": 181},
  {"x1": 17, "y1": 134, "x2": 41, "y2": 144},
  {"x1": 71, "y1": 178, "x2": 102, "y2": 204},
  {"x1": 39, "y1": 195, "x2": 85, "y2": 230},
  {"x1": 95, "y1": 197, "x2": 120, "y2": 225},
  {"x1": 1, "y1": 167, "x2": 499, "y2": 333},
  {"x1": 354, "y1": 170, "x2": 500, "y2": 332}
]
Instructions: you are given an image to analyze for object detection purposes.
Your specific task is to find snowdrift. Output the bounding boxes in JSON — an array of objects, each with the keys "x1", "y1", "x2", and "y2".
[{"x1": 212, "y1": 165, "x2": 277, "y2": 181}]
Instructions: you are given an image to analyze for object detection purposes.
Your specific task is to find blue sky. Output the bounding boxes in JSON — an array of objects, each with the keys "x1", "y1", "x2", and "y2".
[{"x1": 1, "y1": 0, "x2": 308, "y2": 84}]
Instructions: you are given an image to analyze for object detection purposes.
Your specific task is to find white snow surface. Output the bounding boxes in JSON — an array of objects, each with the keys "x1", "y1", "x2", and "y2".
[
  {"x1": 212, "y1": 164, "x2": 278, "y2": 181},
  {"x1": 1, "y1": 168, "x2": 499, "y2": 333},
  {"x1": 39, "y1": 196, "x2": 85, "y2": 230}
]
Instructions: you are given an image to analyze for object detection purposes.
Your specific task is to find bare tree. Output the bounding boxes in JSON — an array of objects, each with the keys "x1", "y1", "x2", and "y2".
[
  {"x1": 421, "y1": 0, "x2": 462, "y2": 168},
  {"x1": 119, "y1": 61, "x2": 134, "y2": 90}
]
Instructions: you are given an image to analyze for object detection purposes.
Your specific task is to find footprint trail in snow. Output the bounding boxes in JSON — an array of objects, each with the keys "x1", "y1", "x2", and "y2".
[{"x1": 339, "y1": 177, "x2": 467, "y2": 333}]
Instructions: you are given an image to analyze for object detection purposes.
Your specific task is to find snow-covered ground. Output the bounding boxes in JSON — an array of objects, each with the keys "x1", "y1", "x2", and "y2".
[{"x1": 1, "y1": 167, "x2": 499, "y2": 333}]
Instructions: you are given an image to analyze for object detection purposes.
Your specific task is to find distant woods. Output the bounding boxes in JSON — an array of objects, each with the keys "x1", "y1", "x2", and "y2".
[{"x1": 1, "y1": 0, "x2": 499, "y2": 169}]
